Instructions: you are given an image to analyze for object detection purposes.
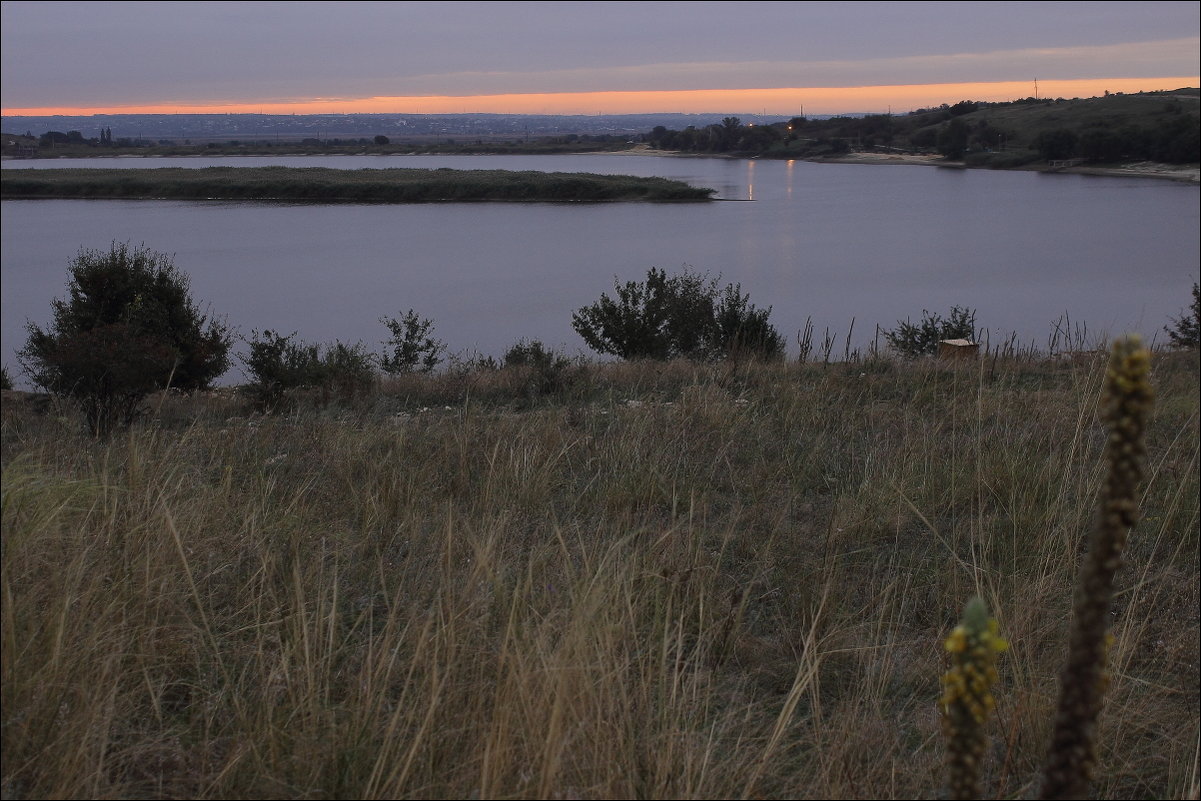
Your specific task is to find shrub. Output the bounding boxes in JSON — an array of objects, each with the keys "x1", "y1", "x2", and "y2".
[
  {"x1": 1163, "y1": 282, "x2": 1199, "y2": 349},
  {"x1": 713, "y1": 283, "x2": 787, "y2": 359},
  {"x1": 503, "y1": 339, "x2": 563, "y2": 369},
  {"x1": 242, "y1": 330, "x2": 316, "y2": 409},
  {"x1": 242, "y1": 330, "x2": 375, "y2": 410},
  {"x1": 884, "y1": 306, "x2": 977, "y2": 358},
  {"x1": 1, "y1": 365, "x2": 11, "y2": 391},
  {"x1": 571, "y1": 267, "x2": 785, "y2": 361},
  {"x1": 318, "y1": 341, "x2": 378, "y2": 403},
  {"x1": 503, "y1": 339, "x2": 574, "y2": 397},
  {"x1": 380, "y1": 310, "x2": 445, "y2": 373},
  {"x1": 18, "y1": 242, "x2": 230, "y2": 435}
]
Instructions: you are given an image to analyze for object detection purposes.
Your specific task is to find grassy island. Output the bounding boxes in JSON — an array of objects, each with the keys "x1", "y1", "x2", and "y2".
[{"x1": 0, "y1": 166, "x2": 715, "y2": 202}]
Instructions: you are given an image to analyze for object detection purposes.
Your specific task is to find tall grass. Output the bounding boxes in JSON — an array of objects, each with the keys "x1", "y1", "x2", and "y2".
[{"x1": 2, "y1": 350, "x2": 1197, "y2": 798}]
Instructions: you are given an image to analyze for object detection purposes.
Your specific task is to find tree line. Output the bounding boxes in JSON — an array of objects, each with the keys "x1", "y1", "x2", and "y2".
[{"x1": 11, "y1": 245, "x2": 786, "y2": 435}]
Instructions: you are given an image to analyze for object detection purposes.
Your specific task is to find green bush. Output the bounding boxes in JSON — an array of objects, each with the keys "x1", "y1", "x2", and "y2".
[
  {"x1": 380, "y1": 310, "x2": 445, "y2": 373},
  {"x1": 1163, "y1": 283, "x2": 1199, "y2": 349},
  {"x1": 884, "y1": 306, "x2": 977, "y2": 358},
  {"x1": 18, "y1": 242, "x2": 231, "y2": 435},
  {"x1": 571, "y1": 267, "x2": 785, "y2": 361},
  {"x1": 242, "y1": 330, "x2": 375, "y2": 410}
]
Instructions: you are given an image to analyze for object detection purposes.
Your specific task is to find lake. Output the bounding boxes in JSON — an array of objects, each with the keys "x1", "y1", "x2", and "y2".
[{"x1": 2, "y1": 154, "x2": 1197, "y2": 384}]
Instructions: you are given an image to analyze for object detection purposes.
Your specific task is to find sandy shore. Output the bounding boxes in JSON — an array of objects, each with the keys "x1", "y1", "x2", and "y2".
[
  {"x1": 802, "y1": 151, "x2": 1199, "y2": 181},
  {"x1": 807, "y1": 151, "x2": 947, "y2": 166},
  {"x1": 1063, "y1": 160, "x2": 1200, "y2": 183}
]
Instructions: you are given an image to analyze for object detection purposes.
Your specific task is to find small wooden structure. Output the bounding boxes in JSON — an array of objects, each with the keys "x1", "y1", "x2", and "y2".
[{"x1": 937, "y1": 339, "x2": 979, "y2": 360}]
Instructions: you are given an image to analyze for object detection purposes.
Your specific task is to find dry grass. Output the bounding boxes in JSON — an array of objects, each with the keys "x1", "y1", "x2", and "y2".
[{"x1": 2, "y1": 350, "x2": 1197, "y2": 799}]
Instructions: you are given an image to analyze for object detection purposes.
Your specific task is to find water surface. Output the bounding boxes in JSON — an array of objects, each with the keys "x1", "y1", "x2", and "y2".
[{"x1": 3, "y1": 155, "x2": 1196, "y2": 383}]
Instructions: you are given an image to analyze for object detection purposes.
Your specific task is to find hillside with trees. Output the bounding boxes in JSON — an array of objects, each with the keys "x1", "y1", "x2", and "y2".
[{"x1": 644, "y1": 88, "x2": 1200, "y2": 168}]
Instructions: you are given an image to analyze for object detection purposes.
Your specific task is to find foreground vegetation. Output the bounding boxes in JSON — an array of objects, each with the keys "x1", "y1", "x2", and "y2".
[
  {"x1": 2, "y1": 343, "x2": 1197, "y2": 798},
  {"x1": 0, "y1": 166, "x2": 714, "y2": 202},
  {"x1": 4, "y1": 247, "x2": 1198, "y2": 796}
]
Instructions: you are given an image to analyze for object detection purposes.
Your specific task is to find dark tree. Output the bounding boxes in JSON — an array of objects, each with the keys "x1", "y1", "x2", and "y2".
[
  {"x1": 1034, "y1": 128, "x2": 1079, "y2": 160},
  {"x1": 1163, "y1": 283, "x2": 1200, "y2": 349},
  {"x1": 380, "y1": 310, "x2": 444, "y2": 373},
  {"x1": 1150, "y1": 114, "x2": 1200, "y2": 163},
  {"x1": 571, "y1": 267, "x2": 784, "y2": 361},
  {"x1": 1079, "y1": 129, "x2": 1124, "y2": 162},
  {"x1": 19, "y1": 243, "x2": 231, "y2": 434},
  {"x1": 937, "y1": 118, "x2": 970, "y2": 159}
]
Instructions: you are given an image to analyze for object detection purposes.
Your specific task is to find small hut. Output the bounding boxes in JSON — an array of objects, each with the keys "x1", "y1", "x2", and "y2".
[{"x1": 937, "y1": 338, "x2": 979, "y2": 360}]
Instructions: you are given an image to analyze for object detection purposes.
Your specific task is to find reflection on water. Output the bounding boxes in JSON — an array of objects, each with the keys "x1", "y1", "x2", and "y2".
[{"x1": 2, "y1": 155, "x2": 1197, "y2": 384}]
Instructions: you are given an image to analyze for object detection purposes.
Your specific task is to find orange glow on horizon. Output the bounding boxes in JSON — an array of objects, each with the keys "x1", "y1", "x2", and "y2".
[{"x1": 4, "y1": 77, "x2": 1197, "y2": 118}]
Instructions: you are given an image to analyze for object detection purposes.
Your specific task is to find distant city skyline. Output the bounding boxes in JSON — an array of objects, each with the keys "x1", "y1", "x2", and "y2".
[{"x1": 2, "y1": 1, "x2": 1197, "y2": 116}]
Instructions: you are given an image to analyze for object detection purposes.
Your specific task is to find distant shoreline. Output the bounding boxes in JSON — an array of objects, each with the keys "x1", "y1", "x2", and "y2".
[
  {"x1": 3, "y1": 146, "x2": 1197, "y2": 184},
  {"x1": 804, "y1": 150, "x2": 1199, "y2": 183},
  {"x1": 599, "y1": 142, "x2": 1198, "y2": 183}
]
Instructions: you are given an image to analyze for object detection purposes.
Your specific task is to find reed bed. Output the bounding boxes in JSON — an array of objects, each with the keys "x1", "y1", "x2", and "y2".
[
  {"x1": 2, "y1": 350, "x2": 1197, "y2": 799},
  {"x1": 0, "y1": 167, "x2": 714, "y2": 203}
]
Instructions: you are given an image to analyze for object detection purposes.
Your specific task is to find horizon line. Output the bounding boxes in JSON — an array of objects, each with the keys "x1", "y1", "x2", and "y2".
[{"x1": 4, "y1": 77, "x2": 1198, "y2": 119}]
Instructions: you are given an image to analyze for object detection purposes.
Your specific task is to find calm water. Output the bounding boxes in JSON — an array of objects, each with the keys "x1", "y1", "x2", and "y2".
[{"x1": 3, "y1": 155, "x2": 1198, "y2": 383}]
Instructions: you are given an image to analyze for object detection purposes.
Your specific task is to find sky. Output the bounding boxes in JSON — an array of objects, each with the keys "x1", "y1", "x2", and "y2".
[{"x1": 1, "y1": 1, "x2": 1198, "y2": 117}]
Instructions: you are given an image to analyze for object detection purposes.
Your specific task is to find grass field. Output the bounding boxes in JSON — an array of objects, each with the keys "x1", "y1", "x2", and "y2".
[
  {"x1": 0, "y1": 166, "x2": 714, "y2": 203},
  {"x1": 2, "y1": 349, "x2": 1197, "y2": 798}
]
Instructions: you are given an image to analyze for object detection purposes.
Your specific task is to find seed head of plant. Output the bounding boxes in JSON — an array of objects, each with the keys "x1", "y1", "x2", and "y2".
[{"x1": 941, "y1": 596, "x2": 1008, "y2": 800}]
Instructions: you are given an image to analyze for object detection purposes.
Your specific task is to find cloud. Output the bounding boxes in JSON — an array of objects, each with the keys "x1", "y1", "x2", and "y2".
[{"x1": 1, "y1": 1, "x2": 1197, "y2": 108}]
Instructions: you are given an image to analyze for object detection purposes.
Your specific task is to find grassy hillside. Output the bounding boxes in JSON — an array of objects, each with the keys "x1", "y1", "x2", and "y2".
[
  {"x1": 0, "y1": 166, "x2": 714, "y2": 202},
  {"x1": 2, "y1": 348, "x2": 1197, "y2": 798},
  {"x1": 955, "y1": 88, "x2": 1199, "y2": 142},
  {"x1": 645, "y1": 89, "x2": 1201, "y2": 167}
]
